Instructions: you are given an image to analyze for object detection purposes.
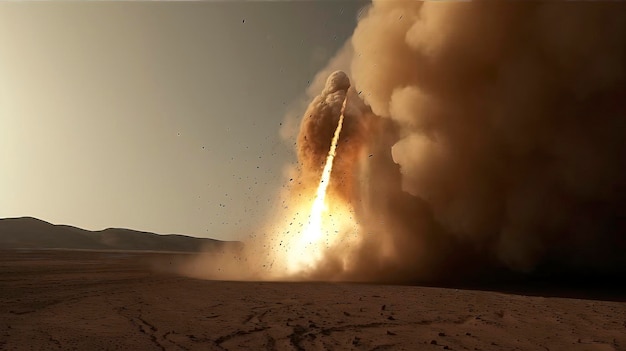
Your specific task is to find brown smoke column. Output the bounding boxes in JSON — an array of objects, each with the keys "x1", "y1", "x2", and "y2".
[{"x1": 295, "y1": 1, "x2": 626, "y2": 283}]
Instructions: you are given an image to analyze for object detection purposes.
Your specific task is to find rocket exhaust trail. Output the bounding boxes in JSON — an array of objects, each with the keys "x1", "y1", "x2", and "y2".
[{"x1": 287, "y1": 93, "x2": 350, "y2": 272}]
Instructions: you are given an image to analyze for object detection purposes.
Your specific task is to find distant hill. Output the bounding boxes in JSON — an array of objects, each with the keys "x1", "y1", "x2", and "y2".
[{"x1": 0, "y1": 217, "x2": 236, "y2": 252}]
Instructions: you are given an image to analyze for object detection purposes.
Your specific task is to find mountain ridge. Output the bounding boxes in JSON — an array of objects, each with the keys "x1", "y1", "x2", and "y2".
[{"x1": 0, "y1": 217, "x2": 235, "y2": 252}]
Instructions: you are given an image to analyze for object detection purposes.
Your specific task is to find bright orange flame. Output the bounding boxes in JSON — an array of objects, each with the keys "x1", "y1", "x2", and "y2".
[{"x1": 287, "y1": 95, "x2": 349, "y2": 272}]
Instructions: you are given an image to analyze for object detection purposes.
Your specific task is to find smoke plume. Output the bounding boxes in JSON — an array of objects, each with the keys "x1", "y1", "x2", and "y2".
[
  {"x1": 295, "y1": 1, "x2": 626, "y2": 283},
  {"x1": 177, "y1": 1, "x2": 626, "y2": 284}
]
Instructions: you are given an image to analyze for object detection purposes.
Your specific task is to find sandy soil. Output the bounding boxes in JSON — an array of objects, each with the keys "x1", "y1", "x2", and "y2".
[{"x1": 1, "y1": 250, "x2": 624, "y2": 351}]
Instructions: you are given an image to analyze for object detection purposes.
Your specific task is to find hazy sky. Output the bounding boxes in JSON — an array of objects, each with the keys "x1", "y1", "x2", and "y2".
[{"x1": 0, "y1": 1, "x2": 366, "y2": 240}]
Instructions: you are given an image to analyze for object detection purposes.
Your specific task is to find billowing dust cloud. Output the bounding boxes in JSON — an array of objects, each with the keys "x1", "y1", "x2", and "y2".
[{"x1": 179, "y1": 1, "x2": 626, "y2": 283}]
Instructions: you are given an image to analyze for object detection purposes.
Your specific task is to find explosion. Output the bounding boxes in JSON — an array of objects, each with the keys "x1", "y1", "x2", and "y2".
[
  {"x1": 286, "y1": 95, "x2": 349, "y2": 273},
  {"x1": 280, "y1": 1, "x2": 626, "y2": 283},
  {"x1": 179, "y1": 2, "x2": 626, "y2": 284}
]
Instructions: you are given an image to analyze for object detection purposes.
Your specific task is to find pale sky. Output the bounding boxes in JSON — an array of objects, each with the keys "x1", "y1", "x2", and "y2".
[{"x1": 0, "y1": 1, "x2": 366, "y2": 240}]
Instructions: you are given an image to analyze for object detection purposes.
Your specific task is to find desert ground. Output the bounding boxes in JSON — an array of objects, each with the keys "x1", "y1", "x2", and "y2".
[{"x1": 1, "y1": 250, "x2": 625, "y2": 351}]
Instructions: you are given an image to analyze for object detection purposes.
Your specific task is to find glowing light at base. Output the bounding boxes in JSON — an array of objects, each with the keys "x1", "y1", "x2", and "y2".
[{"x1": 286, "y1": 95, "x2": 350, "y2": 273}]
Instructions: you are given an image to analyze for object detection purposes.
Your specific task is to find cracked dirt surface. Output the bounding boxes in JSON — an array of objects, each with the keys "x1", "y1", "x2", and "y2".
[{"x1": 1, "y1": 250, "x2": 625, "y2": 350}]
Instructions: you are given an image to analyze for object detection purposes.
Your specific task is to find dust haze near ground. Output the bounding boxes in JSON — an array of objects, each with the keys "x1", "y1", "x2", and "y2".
[{"x1": 178, "y1": 2, "x2": 626, "y2": 284}]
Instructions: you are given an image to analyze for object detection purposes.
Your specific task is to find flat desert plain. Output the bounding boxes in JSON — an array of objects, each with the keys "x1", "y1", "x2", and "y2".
[{"x1": 1, "y1": 250, "x2": 625, "y2": 351}]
